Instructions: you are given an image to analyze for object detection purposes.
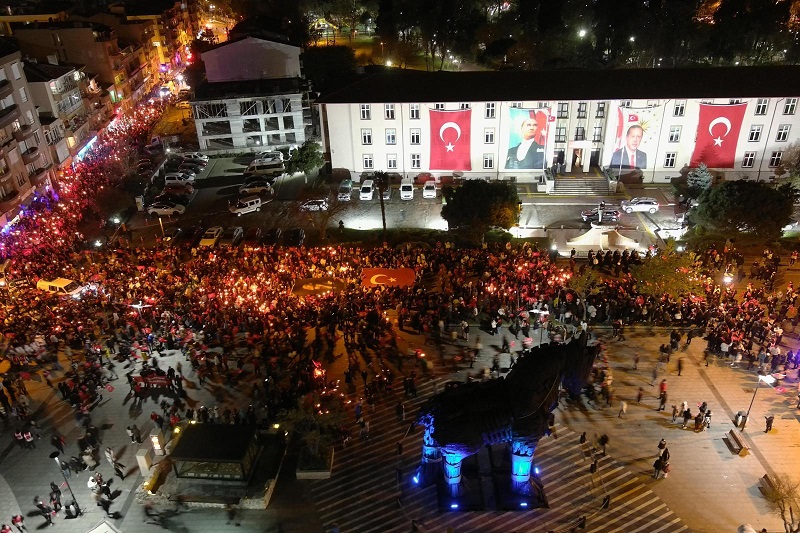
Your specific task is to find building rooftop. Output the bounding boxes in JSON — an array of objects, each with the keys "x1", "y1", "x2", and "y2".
[
  {"x1": 193, "y1": 77, "x2": 303, "y2": 101},
  {"x1": 23, "y1": 60, "x2": 74, "y2": 82},
  {"x1": 11, "y1": 20, "x2": 113, "y2": 33},
  {"x1": 170, "y1": 424, "x2": 257, "y2": 462},
  {"x1": 317, "y1": 65, "x2": 800, "y2": 104}
]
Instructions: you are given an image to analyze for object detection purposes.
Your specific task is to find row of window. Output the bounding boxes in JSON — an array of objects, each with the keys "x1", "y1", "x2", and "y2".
[
  {"x1": 358, "y1": 98, "x2": 799, "y2": 121},
  {"x1": 359, "y1": 122, "x2": 792, "y2": 146},
  {"x1": 360, "y1": 150, "x2": 783, "y2": 171}
]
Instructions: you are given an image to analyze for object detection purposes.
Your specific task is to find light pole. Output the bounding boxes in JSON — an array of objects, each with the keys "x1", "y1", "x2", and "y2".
[
  {"x1": 742, "y1": 374, "x2": 776, "y2": 429},
  {"x1": 49, "y1": 451, "x2": 83, "y2": 517},
  {"x1": 380, "y1": 41, "x2": 384, "y2": 58}
]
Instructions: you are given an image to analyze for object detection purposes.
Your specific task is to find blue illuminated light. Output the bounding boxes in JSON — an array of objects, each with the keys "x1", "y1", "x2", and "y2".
[
  {"x1": 534, "y1": 467, "x2": 540, "y2": 475},
  {"x1": 520, "y1": 502, "x2": 528, "y2": 508},
  {"x1": 412, "y1": 476, "x2": 419, "y2": 484},
  {"x1": 450, "y1": 503, "x2": 459, "y2": 509}
]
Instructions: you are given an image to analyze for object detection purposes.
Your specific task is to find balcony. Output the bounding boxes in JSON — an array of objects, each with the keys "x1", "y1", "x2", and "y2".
[
  {"x1": 0, "y1": 163, "x2": 9, "y2": 177},
  {"x1": 29, "y1": 164, "x2": 52, "y2": 187},
  {"x1": 0, "y1": 104, "x2": 20, "y2": 129},
  {"x1": 13, "y1": 124, "x2": 34, "y2": 142},
  {"x1": 0, "y1": 189, "x2": 20, "y2": 213},
  {"x1": 21, "y1": 146, "x2": 41, "y2": 164},
  {"x1": 0, "y1": 79, "x2": 11, "y2": 99}
]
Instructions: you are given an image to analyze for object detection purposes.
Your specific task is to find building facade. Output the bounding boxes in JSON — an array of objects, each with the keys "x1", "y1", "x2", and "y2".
[
  {"x1": 317, "y1": 67, "x2": 800, "y2": 184},
  {"x1": 191, "y1": 37, "x2": 306, "y2": 154},
  {"x1": 0, "y1": 40, "x2": 56, "y2": 228}
]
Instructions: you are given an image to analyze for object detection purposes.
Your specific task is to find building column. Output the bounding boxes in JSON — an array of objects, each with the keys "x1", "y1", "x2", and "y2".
[
  {"x1": 417, "y1": 422, "x2": 441, "y2": 486},
  {"x1": 441, "y1": 451, "x2": 465, "y2": 497}
]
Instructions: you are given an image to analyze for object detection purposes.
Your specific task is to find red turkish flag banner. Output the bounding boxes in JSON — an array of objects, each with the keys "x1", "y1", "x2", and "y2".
[
  {"x1": 429, "y1": 109, "x2": 472, "y2": 170},
  {"x1": 690, "y1": 103, "x2": 747, "y2": 168},
  {"x1": 362, "y1": 268, "x2": 416, "y2": 287}
]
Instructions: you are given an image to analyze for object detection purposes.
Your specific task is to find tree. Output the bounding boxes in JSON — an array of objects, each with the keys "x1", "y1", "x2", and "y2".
[
  {"x1": 295, "y1": 189, "x2": 348, "y2": 241},
  {"x1": 567, "y1": 268, "x2": 602, "y2": 320},
  {"x1": 374, "y1": 170, "x2": 389, "y2": 238},
  {"x1": 761, "y1": 474, "x2": 800, "y2": 533},
  {"x1": 691, "y1": 181, "x2": 798, "y2": 241},
  {"x1": 629, "y1": 240, "x2": 702, "y2": 298},
  {"x1": 686, "y1": 163, "x2": 713, "y2": 198},
  {"x1": 301, "y1": 46, "x2": 357, "y2": 93},
  {"x1": 441, "y1": 180, "x2": 519, "y2": 243},
  {"x1": 286, "y1": 140, "x2": 325, "y2": 176}
]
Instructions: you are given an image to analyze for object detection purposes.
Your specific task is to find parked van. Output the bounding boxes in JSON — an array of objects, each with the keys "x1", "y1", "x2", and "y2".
[
  {"x1": 359, "y1": 179, "x2": 375, "y2": 200},
  {"x1": 244, "y1": 158, "x2": 285, "y2": 178},
  {"x1": 36, "y1": 278, "x2": 87, "y2": 298},
  {"x1": 229, "y1": 195, "x2": 262, "y2": 216},
  {"x1": 338, "y1": 179, "x2": 353, "y2": 201},
  {"x1": 400, "y1": 178, "x2": 414, "y2": 200}
]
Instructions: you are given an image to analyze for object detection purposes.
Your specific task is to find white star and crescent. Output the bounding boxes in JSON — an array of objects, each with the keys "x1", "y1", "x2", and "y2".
[
  {"x1": 708, "y1": 117, "x2": 732, "y2": 147},
  {"x1": 369, "y1": 274, "x2": 396, "y2": 285},
  {"x1": 439, "y1": 122, "x2": 462, "y2": 152}
]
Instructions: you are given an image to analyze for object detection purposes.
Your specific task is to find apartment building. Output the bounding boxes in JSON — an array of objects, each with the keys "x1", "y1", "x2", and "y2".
[
  {"x1": 0, "y1": 39, "x2": 55, "y2": 228},
  {"x1": 111, "y1": 0, "x2": 192, "y2": 70},
  {"x1": 13, "y1": 20, "x2": 149, "y2": 110}
]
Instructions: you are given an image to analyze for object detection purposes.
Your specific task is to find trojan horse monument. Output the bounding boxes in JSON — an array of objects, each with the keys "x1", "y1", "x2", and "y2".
[{"x1": 415, "y1": 333, "x2": 595, "y2": 509}]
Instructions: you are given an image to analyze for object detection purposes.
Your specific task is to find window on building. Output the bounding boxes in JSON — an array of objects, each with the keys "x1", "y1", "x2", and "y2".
[
  {"x1": 361, "y1": 129, "x2": 372, "y2": 145},
  {"x1": 620, "y1": 100, "x2": 631, "y2": 108},
  {"x1": 484, "y1": 128, "x2": 495, "y2": 144},
  {"x1": 483, "y1": 153, "x2": 494, "y2": 169},
  {"x1": 592, "y1": 125, "x2": 603, "y2": 142},
  {"x1": 387, "y1": 154, "x2": 397, "y2": 169},
  {"x1": 384, "y1": 104, "x2": 395, "y2": 119},
  {"x1": 410, "y1": 128, "x2": 420, "y2": 145},
  {"x1": 664, "y1": 152, "x2": 677, "y2": 168},
  {"x1": 363, "y1": 154, "x2": 373, "y2": 169},
  {"x1": 510, "y1": 102, "x2": 522, "y2": 108},
  {"x1": 555, "y1": 127, "x2": 566, "y2": 143},
  {"x1": 25, "y1": 109, "x2": 34, "y2": 125},
  {"x1": 460, "y1": 103, "x2": 470, "y2": 110},
  {"x1": 557, "y1": 102, "x2": 569, "y2": 118},
  {"x1": 435, "y1": 103, "x2": 445, "y2": 110},
  {"x1": 668, "y1": 126, "x2": 681, "y2": 142},
  {"x1": 410, "y1": 103, "x2": 420, "y2": 119},
  {"x1": 769, "y1": 151, "x2": 783, "y2": 167},
  {"x1": 386, "y1": 128, "x2": 396, "y2": 145},
  {"x1": 784, "y1": 98, "x2": 797, "y2": 115},
  {"x1": 0, "y1": 68, "x2": 6, "y2": 82},
  {"x1": 411, "y1": 154, "x2": 421, "y2": 169},
  {"x1": 755, "y1": 99, "x2": 768, "y2": 115},
  {"x1": 360, "y1": 104, "x2": 371, "y2": 120},
  {"x1": 11, "y1": 62, "x2": 20, "y2": 80},
  {"x1": 194, "y1": 103, "x2": 227, "y2": 118},
  {"x1": 485, "y1": 102, "x2": 495, "y2": 119},
  {"x1": 18, "y1": 87, "x2": 27, "y2": 103},
  {"x1": 575, "y1": 127, "x2": 585, "y2": 141},
  {"x1": 538, "y1": 102, "x2": 548, "y2": 109},
  {"x1": 776, "y1": 124, "x2": 791, "y2": 142},
  {"x1": 240, "y1": 101, "x2": 257, "y2": 116},
  {"x1": 674, "y1": 100, "x2": 685, "y2": 117},
  {"x1": 742, "y1": 151, "x2": 756, "y2": 168},
  {"x1": 595, "y1": 103, "x2": 606, "y2": 118},
  {"x1": 729, "y1": 99, "x2": 741, "y2": 104},
  {"x1": 748, "y1": 125, "x2": 762, "y2": 142},
  {"x1": 577, "y1": 102, "x2": 587, "y2": 119}
]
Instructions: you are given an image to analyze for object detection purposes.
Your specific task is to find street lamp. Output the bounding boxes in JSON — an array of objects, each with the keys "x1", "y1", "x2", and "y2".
[
  {"x1": 380, "y1": 41, "x2": 384, "y2": 57},
  {"x1": 741, "y1": 374, "x2": 776, "y2": 429},
  {"x1": 49, "y1": 451, "x2": 82, "y2": 517}
]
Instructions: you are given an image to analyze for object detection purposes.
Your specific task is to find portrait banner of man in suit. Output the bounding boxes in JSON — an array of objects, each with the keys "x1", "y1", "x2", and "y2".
[
  {"x1": 505, "y1": 108, "x2": 549, "y2": 170},
  {"x1": 606, "y1": 105, "x2": 661, "y2": 175}
]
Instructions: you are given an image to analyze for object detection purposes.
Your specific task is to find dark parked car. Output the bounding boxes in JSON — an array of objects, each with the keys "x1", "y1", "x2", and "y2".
[
  {"x1": 162, "y1": 227, "x2": 183, "y2": 246},
  {"x1": 263, "y1": 227, "x2": 282, "y2": 245},
  {"x1": 153, "y1": 193, "x2": 191, "y2": 206},
  {"x1": 242, "y1": 227, "x2": 263, "y2": 249},
  {"x1": 284, "y1": 228, "x2": 305, "y2": 247},
  {"x1": 178, "y1": 226, "x2": 204, "y2": 249}
]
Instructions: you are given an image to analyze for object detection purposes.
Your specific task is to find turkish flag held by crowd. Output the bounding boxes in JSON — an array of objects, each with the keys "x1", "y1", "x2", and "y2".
[
  {"x1": 362, "y1": 268, "x2": 416, "y2": 287},
  {"x1": 429, "y1": 109, "x2": 472, "y2": 170},
  {"x1": 690, "y1": 103, "x2": 747, "y2": 168}
]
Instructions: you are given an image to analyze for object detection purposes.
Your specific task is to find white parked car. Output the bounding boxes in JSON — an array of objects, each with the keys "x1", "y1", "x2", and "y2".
[
  {"x1": 300, "y1": 199, "x2": 329, "y2": 211},
  {"x1": 423, "y1": 181, "x2": 437, "y2": 199},
  {"x1": 239, "y1": 181, "x2": 273, "y2": 195},
  {"x1": 165, "y1": 171, "x2": 195, "y2": 183},
  {"x1": 198, "y1": 226, "x2": 223, "y2": 247},
  {"x1": 620, "y1": 197, "x2": 660, "y2": 214},
  {"x1": 181, "y1": 152, "x2": 209, "y2": 165},
  {"x1": 147, "y1": 201, "x2": 186, "y2": 216}
]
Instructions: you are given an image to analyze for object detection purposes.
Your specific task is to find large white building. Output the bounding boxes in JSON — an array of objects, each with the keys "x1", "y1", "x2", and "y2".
[
  {"x1": 191, "y1": 36, "x2": 306, "y2": 154},
  {"x1": 317, "y1": 66, "x2": 800, "y2": 189}
]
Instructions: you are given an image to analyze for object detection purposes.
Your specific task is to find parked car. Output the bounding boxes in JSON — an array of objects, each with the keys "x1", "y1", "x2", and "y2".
[
  {"x1": 162, "y1": 182, "x2": 194, "y2": 195},
  {"x1": 256, "y1": 150, "x2": 283, "y2": 162},
  {"x1": 239, "y1": 181, "x2": 273, "y2": 195},
  {"x1": 36, "y1": 278, "x2": 89, "y2": 298},
  {"x1": 219, "y1": 226, "x2": 244, "y2": 247},
  {"x1": 162, "y1": 227, "x2": 183, "y2": 245},
  {"x1": 176, "y1": 101, "x2": 191, "y2": 110},
  {"x1": 423, "y1": 181, "x2": 437, "y2": 199},
  {"x1": 580, "y1": 207, "x2": 621, "y2": 222},
  {"x1": 178, "y1": 163, "x2": 204, "y2": 175},
  {"x1": 179, "y1": 226, "x2": 204, "y2": 249},
  {"x1": 620, "y1": 197, "x2": 660, "y2": 214},
  {"x1": 284, "y1": 228, "x2": 305, "y2": 246},
  {"x1": 245, "y1": 173, "x2": 277, "y2": 186},
  {"x1": 153, "y1": 193, "x2": 191, "y2": 206},
  {"x1": 147, "y1": 201, "x2": 186, "y2": 216},
  {"x1": 242, "y1": 227, "x2": 263, "y2": 249},
  {"x1": 300, "y1": 199, "x2": 329, "y2": 211},
  {"x1": 359, "y1": 180, "x2": 374, "y2": 200},
  {"x1": 228, "y1": 195, "x2": 262, "y2": 216},
  {"x1": 198, "y1": 226, "x2": 223, "y2": 247},
  {"x1": 263, "y1": 227, "x2": 282, "y2": 245},
  {"x1": 400, "y1": 178, "x2": 414, "y2": 200},
  {"x1": 164, "y1": 173, "x2": 195, "y2": 187},
  {"x1": 337, "y1": 179, "x2": 353, "y2": 201},
  {"x1": 181, "y1": 152, "x2": 209, "y2": 165},
  {"x1": 382, "y1": 186, "x2": 392, "y2": 201}
]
